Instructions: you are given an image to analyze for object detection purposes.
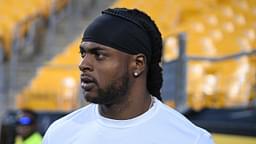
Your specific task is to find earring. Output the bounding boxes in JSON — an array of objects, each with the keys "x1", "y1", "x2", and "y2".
[{"x1": 134, "y1": 72, "x2": 139, "y2": 77}]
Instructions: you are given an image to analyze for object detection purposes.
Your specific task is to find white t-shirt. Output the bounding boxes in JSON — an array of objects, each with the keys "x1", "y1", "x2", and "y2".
[{"x1": 43, "y1": 97, "x2": 214, "y2": 144}]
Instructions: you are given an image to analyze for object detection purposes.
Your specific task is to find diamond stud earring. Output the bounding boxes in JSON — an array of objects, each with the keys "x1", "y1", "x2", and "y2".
[{"x1": 134, "y1": 72, "x2": 139, "y2": 77}]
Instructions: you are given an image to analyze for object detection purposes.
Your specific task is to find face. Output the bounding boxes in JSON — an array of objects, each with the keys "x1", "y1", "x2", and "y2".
[
  {"x1": 16, "y1": 125, "x2": 35, "y2": 138},
  {"x1": 79, "y1": 42, "x2": 133, "y2": 105},
  {"x1": 16, "y1": 113, "x2": 36, "y2": 139}
]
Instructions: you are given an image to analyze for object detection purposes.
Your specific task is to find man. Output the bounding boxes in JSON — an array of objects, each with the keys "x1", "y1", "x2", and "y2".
[
  {"x1": 43, "y1": 8, "x2": 214, "y2": 144},
  {"x1": 15, "y1": 109, "x2": 42, "y2": 144}
]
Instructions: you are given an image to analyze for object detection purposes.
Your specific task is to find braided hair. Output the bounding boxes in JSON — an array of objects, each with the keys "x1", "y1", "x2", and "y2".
[{"x1": 103, "y1": 8, "x2": 163, "y2": 101}]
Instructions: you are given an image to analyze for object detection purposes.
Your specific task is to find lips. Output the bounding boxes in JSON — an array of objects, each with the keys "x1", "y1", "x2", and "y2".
[
  {"x1": 80, "y1": 75, "x2": 96, "y2": 91},
  {"x1": 81, "y1": 82, "x2": 95, "y2": 91}
]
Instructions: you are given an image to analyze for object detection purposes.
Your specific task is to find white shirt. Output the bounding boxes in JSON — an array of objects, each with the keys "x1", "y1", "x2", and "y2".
[{"x1": 43, "y1": 97, "x2": 214, "y2": 144}]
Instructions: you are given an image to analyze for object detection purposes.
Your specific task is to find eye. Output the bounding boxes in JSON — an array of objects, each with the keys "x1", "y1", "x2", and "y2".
[
  {"x1": 80, "y1": 51, "x2": 86, "y2": 58},
  {"x1": 95, "y1": 52, "x2": 105, "y2": 60}
]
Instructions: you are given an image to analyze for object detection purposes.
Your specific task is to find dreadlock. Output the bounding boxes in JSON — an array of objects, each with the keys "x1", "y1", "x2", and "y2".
[{"x1": 103, "y1": 8, "x2": 163, "y2": 101}]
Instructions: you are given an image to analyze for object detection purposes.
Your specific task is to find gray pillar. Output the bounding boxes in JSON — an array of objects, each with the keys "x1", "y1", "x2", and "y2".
[
  {"x1": 0, "y1": 43, "x2": 4, "y2": 95},
  {"x1": 175, "y1": 33, "x2": 188, "y2": 112}
]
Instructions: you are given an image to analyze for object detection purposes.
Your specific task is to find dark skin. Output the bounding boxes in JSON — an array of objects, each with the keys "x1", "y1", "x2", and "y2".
[
  {"x1": 16, "y1": 113, "x2": 37, "y2": 140},
  {"x1": 79, "y1": 41, "x2": 152, "y2": 120},
  {"x1": 16, "y1": 124, "x2": 36, "y2": 139}
]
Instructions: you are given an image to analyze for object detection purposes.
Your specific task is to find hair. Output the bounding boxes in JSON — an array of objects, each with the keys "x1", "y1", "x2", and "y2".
[{"x1": 103, "y1": 8, "x2": 163, "y2": 101}]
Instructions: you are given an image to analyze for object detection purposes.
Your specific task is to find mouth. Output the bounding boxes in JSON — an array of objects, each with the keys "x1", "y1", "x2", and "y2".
[
  {"x1": 80, "y1": 75, "x2": 96, "y2": 91},
  {"x1": 81, "y1": 82, "x2": 95, "y2": 91}
]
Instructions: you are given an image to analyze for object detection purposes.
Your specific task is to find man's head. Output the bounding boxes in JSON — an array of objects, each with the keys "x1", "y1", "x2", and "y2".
[
  {"x1": 15, "y1": 109, "x2": 38, "y2": 139},
  {"x1": 79, "y1": 8, "x2": 163, "y2": 105}
]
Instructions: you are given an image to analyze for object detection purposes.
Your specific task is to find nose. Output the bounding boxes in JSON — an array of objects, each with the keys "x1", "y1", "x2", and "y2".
[{"x1": 79, "y1": 55, "x2": 93, "y2": 72}]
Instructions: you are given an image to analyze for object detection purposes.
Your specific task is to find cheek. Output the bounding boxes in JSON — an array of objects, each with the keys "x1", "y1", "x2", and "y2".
[
  {"x1": 95, "y1": 62, "x2": 128, "y2": 88},
  {"x1": 16, "y1": 126, "x2": 31, "y2": 135}
]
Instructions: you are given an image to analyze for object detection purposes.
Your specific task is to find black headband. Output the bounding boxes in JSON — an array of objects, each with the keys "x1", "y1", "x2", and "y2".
[{"x1": 82, "y1": 10, "x2": 152, "y2": 60}]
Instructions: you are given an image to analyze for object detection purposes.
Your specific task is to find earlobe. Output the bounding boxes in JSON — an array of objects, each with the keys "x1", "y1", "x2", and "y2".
[
  {"x1": 132, "y1": 54, "x2": 146, "y2": 77},
  {"x1": 133, "y1": 72, "x2": 139, "y2": 77}
]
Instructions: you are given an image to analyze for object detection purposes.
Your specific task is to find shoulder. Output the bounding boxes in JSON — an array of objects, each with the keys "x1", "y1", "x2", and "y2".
[
  {"x1": 49, "y1": 104, "x2": 94, "y2": 129},
  {"x1": 155, "y1": 99, "x2": 214, "y2": 144},
  {"x1": 43, "y1": 104, "x2": 95, "y2": 139}
]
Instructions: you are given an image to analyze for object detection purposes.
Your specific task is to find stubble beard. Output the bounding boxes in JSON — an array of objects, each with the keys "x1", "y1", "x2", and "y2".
[{"x1": 85, "y1": 73, "x2": 130, "y2": 105}]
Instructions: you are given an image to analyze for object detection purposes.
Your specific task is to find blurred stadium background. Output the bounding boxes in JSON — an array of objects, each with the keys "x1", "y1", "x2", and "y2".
[{"x1": 0, "y1": 0, "x2": 256, "y2": 143}]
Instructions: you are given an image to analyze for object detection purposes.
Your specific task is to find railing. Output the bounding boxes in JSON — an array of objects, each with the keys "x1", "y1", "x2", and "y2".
[
  {"x1": 161, "y1": 33, "x2": 256, "y2": 112},
  {"x1": 9, "y1": 63, "x2": 80, "y2": 111},
  {"x1": 0, "y1": 42, "x2": 6, "y2": 118},
  {"x1": 0, "y1": 42, "x2": 4, "y2": 93},
  {"x1": 189, "y1": 50, "x2": 256, "y2": 62},
  {"x1": 1, "y1": 0, "x2": 75, "y2": 110}
]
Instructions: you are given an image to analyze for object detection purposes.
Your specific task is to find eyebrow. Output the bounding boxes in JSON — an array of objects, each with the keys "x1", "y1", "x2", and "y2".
[{"x1": 79, "y1": 45, "x2": 105, "y2": 53}]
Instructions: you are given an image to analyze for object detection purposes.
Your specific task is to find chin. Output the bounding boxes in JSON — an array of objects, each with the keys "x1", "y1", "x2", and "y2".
[
  {"x1": 84, "y1": 93, "x2": 111, "y2": 105},
  {"x1": 83, "y1": 92, "x2": 100, "y2": 104},
  {"x1": 84, "y1": 92, "x2": 97, "y2": 102}
]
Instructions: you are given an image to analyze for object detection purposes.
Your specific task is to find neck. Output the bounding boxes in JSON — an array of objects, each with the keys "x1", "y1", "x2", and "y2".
[{"x1": 98, "y1": 87, "x2": 152, "y2": 120}]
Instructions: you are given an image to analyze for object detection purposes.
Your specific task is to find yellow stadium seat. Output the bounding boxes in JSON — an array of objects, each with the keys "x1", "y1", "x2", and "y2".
[
  {"x1": 163, "y1": 36, "x2": 179, "y2": 61},
  {"x1": 0, "y1": 1, "x2": 40, "y2": 59},
  {"x1": 16, "y1": 40, "x2": 81, "y2": 111},
  {"x1": 0, "y1": 0, "x2": 72, "y2": 60},
  {"x1": 0, "y1": 17, "x2": 18, "y2": 59},
  {"x1": 200, "y1": 57, "x2": 253, "y2": 108},
  {"x1": 0, "y1": 29, "x2": 3, "y2": 61},
  {"x1": 55, "y1": 0, "x2": 70, "y2": 12},
  {"x1": 113, "y1": 0, "x2": 256, "y2": 110},
  {"x1": 113, "y1": 0, "x2": 180, "y2": 38},
  {"x1": 16, "y1": 0, "x2": 256, "y2": 111},
  {"x1": 187, "y1": 61, "x2": 209, "y2": 110}
]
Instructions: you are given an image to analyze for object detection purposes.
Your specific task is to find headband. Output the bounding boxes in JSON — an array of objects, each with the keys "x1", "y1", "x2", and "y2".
[{"x1": 82, "y1": 10, "x2": 152, "y2": 60}]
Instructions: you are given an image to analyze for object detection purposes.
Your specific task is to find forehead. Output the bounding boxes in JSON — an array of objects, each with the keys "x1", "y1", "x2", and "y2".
[
  {"x1": 80, "y1": 41, "x2": 109, "y2": 50},
  {"x1": 80, "y1": 41, "x2": 132, "y2": 57}
]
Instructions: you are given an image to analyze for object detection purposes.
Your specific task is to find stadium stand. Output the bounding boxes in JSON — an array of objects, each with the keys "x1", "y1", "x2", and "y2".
[
  {"x1": 112, "y1": 0, "x2": 256, "y2": 110},
  {"x1": 0, "y1": 0, "x2": 71, "y2": 61},
  {"x1": 16, "y1": 40, "x2": 81, "y2": 111},
  {"x1": 1, "y1": 1, "x2": 111, "y2": 143},
  {"x1": 0, "y1": 0, "x2": 255, "y2": 143},
  {"x1": 15, "y1": 0, "x2": 256, "y2": 112}
]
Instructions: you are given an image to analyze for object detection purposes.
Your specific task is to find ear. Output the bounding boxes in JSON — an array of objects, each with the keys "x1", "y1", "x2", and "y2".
[{"x1": 132, "y1": 54, "x2": 146, "y2": 77}]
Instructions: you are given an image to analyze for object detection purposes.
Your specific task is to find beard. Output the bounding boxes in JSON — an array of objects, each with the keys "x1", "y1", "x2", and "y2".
[{"x1": 84, "y1": 72, "x2": 130, "y2": 105}]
